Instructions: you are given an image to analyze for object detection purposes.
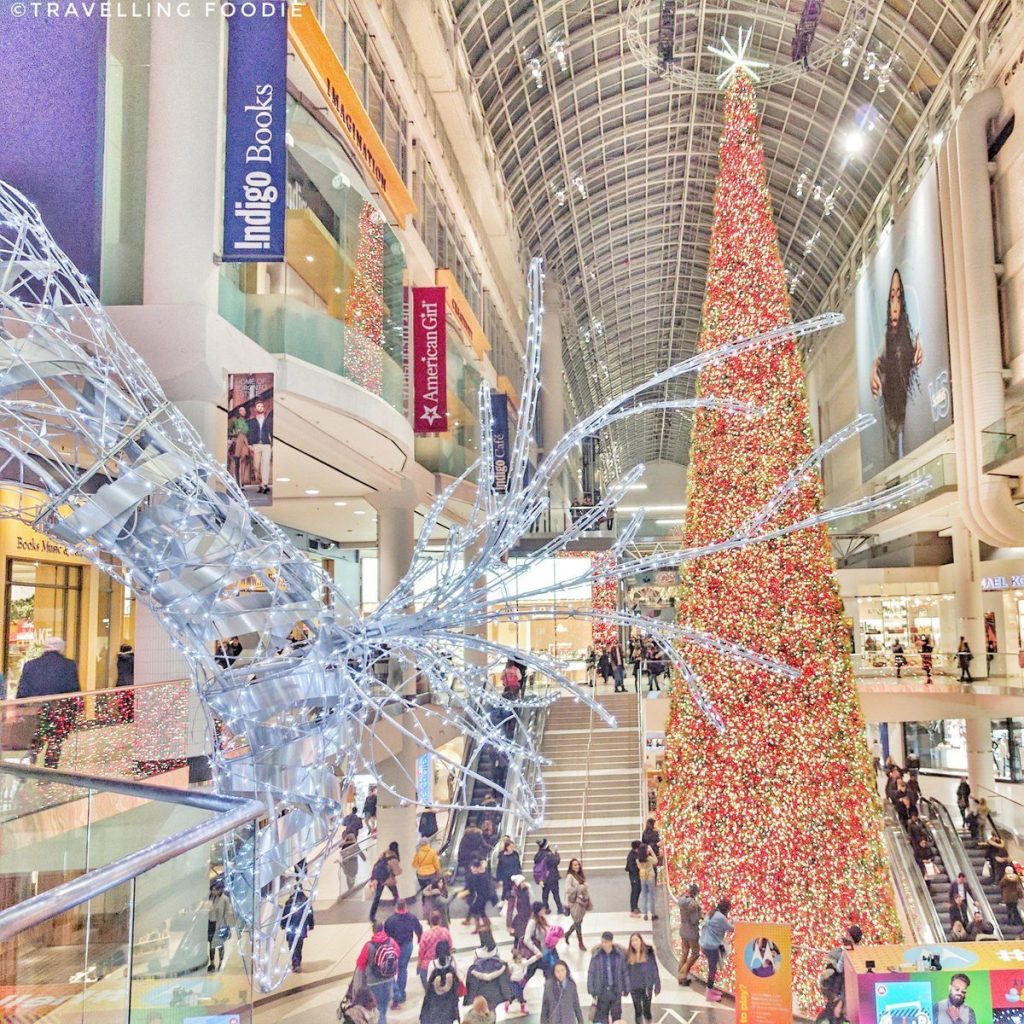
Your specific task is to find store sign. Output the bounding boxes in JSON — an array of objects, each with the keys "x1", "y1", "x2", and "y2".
[
  {"x1": 982, "y1": 575, "x2": 1024, "y2": 591},
  {"x1": 416, "y1": 753, "x2": 431, "y2": 806},
  {"x1": 412, "y1": 287, "x2": 447, "y2": 434},
  {"x1": 222, "y1": 7, "x2": 287, "y2": 262},
  {"x1": 733, "y1": 922, "x2": 792, "y2": 1024},
  {"x1": 288, "y1": 7, "x2": 416, "y2": 228},
  {"x1": 491, "y1": 391, "x2": 510, "y2": 494},
  {"x1": 435, "y1": 269, "x2": 489, "y2": 359}
]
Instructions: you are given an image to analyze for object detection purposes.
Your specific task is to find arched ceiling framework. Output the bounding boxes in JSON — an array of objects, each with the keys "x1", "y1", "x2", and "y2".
[{"x1": 452, "y1": 0, "x2": 980, "y2": 468}]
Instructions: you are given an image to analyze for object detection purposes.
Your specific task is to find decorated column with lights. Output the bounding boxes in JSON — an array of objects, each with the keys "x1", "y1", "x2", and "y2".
[
  {"x1": 661, "y1": 39, "x2": 899, "y2": 1010},
  {"x1": 591, "y1": 551, "x2": 618, "y2": 651},
  {"x1": 345, "y1": 201, "x2": 386, "y2": 394}
]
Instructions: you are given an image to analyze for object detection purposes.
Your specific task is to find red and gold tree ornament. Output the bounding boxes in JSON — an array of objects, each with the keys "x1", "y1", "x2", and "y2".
[
  {"x1": 345, "y1": 201, "x2": 386, "y2": 394},
  {"x1": 660, "y1": 44, "x2": 900, "y2": 1011}
]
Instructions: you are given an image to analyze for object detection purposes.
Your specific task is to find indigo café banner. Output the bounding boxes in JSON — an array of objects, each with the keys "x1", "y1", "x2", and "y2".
[
  {"x1": 227, "y1": 373, "x2": 275, "y2": 507},
  {"x1": 412, "y1": 287, "x2": 448, "y2": 433}
]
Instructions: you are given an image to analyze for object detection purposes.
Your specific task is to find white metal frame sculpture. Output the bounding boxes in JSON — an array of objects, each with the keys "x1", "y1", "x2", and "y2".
[{"x1": 0, "y1": 183, "x2": 925, "y2": 988}]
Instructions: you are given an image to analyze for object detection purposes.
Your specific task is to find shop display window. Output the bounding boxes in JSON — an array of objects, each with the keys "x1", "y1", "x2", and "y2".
[
  {"x1": 902, "y1": 719, "x2": 968, "y2": 773},
  {"x1": 856, "y1": 594, "x2": 943, "y2": 670},
  {"x1": 991, "y1": 718, "x2": 1024, "y2": 782}
]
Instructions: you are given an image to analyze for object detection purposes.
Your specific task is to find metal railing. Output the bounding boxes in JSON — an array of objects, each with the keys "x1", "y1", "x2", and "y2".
[
  {"x1": 0, "y1": 761, "x2": 264, "y2": 941},
  {"x1": 882, "y1": 808, "x2": 945, "y2": 944}
]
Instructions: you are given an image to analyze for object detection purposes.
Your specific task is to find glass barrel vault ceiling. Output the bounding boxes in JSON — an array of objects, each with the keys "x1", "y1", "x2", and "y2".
[{"x1": 451, "y1": 0, "x2": 981, "y2": 468}]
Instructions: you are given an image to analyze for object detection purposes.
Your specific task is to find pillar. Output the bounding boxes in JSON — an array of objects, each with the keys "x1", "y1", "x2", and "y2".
[
  {"x1": 143, "y1": 14, "x2": 224, "y2": 309},
  {"x1": 951, "y1": 518, "x2": 987, "y2": 677},
  {"x1": 966, "y1": 717, "x2": 995, "y2": 800},
  {"x1": 370, "y1": 483, "x2": 421, "y2": 873}
]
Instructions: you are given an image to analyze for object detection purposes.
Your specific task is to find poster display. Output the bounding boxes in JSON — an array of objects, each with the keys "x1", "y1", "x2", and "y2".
[
  {"x1": 491, "y1": 391, "x2": 510, "y2": 493},
  {"x1": 222, "y1": 7, "x2": 287, "y2": 262},
  {"x1": 846, "y1": 942, "x2": 1024, "y2": 1023},
  {"x1": 855, "y1": 165, "x2": 952, "y2": 481},
  {"x1": 412, "y1": 287, "x2": 448, "y2": 433},
  {"x1": 227, "y1": 373, "x2": 275, "y2": 507},
  {"x1": 733, "y1": 922, "x2": 792, "y2": 1024}
]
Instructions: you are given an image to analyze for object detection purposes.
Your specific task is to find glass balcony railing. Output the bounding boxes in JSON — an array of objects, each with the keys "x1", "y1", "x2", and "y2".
[
  {"x1": 0, "y1": 762, "x2": 262, "y2": 1022},
  {"x1": 982, "y1": 407, "x2": 1024, "y2": 469},
  {"x1": 0, "y1": 679, "x2": 197, "y2": 782},
  {"x1": 415, "y1": 436, "x2": 480, "y2": 478},
  {"x1": 219, "y1": 273, "x2": 405, "y2": 416}
]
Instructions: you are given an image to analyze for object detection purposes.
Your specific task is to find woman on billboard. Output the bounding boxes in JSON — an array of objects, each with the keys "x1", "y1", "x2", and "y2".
[{"x1": 869, "y1": 268, "x2": 924, "y2": 460}]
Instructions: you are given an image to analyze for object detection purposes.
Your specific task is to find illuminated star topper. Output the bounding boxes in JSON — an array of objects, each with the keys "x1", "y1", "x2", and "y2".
[{"x1": 708, "y1": 26, "x2": 770, "y2": 88}]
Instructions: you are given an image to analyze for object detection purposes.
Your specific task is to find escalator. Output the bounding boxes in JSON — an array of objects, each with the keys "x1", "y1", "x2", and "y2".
[{"x1": 957, "y1": 807, "x2": 1022, "y2": 938}]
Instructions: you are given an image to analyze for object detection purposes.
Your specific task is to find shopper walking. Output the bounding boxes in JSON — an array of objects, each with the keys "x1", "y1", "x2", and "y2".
[
  {"x1": 464, "y1": 947, "x2": 513, "y2": 1011},
  {"x1": 17, "y1": 636, "x2": 81, "y2": 769},
  {"x1": 641, "y1": 819, "x2": 661, "y2": 861},
  {"x1": 540, "y1": 960, "x2": 584, "y2": 1024},
  {"x1": 564, "y1": 859, "x2": 592, "y2": 950},
  {"x1": 534, "y1": 839, "x2": 565, "y2": 915},
  {"x1": 586, "y1": 931, "x2": 628, "y2": 1024},
  {"x1": 630, "y1": 640, "x2": 643, "y2": 692},
  {"x1": 625, "y1": 840, "x2": 642, "y2": 917},
  {"x1": 610, "y1": 640, "x2": 626, "y2": 692},
  {"x1": 698, "y1": 899, "x2": 734, "y2": 1003},
  {"x1": 420, "y1": 940, "x2": 460, "y2": 1024},
  {"x1": 464, "y1": 859, "x2": 499, "y2": 932},
  {"x1": 413, "y1": 838, "x2": 442, "y2": 892},
  {"x1": 417, "y1": 911, "x2": 452, "y2": 990},
  {"x1": 625, "y1": 933, "x2": 661, "y2": 1024},
  {"x1": 957, "y1": 637, "x2": 974, "y2": 683},
  {"x1": 384, "y1": 899, "x2": 423, "y2": 1008},
  {"x1": 496, "y1": 838, "x2": 522, "y2": 902},
  {"x1": 523, "y1": 903, "x2": 552, "y2": 985},
  {"x1": 507, "y1": 875, "x2": 532, "y2": 952},
  {"x1": 956, "y1": 777, "x2": 971, "y2": 826},
  {"x1": 597, "y1": 648, "x2": 613, "y2": 687},
  {"x1": 921, "y1": 636, "x2": 934, "y2": 683},
  {"x1": 1001, "y1": 867, "x2": 1024, "y2": 927},
  {"x1": 281, "y1": 886, "x2": 314, "y2": 973},
  {"x1": 676, "y1": 884, "x2": 701, "y2": 985},
  {"x1": 419, "y1": 806, "x2": 439, "y2": 841},
  {"x1": 356, "y1": 925, "x2": 401, "y2": 1024},
  {"x1": 368, "y1": 848, "x2": 401, "y2": 924},
  {"x1": 206, "y1": 880, "x2": 233, "y2": 972},
  {"x1": 363, "y1": 785, "x2": 379, "y2": 834},
  {"x1": 637, "y1": 843, "x2": 658, "y2": 921}
]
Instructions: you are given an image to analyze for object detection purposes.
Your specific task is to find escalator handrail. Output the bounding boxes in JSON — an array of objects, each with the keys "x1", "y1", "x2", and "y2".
[
  {"x1": 883, "y1": 807, "x2": 945, "y2": 944},
  {"x1": 920, "y1": 796, "x2": 1004, "y2": 940}
]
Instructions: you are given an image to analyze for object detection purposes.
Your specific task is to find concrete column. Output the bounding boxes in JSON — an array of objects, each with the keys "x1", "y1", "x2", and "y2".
[
  {"x1": 373, "y1": 483, "x2": 418, "y2": 614},
  {"x1": 966, "y1": 717, "x2": 995, "y2": 800},
  {"x1": 951, "y1": 518, "x2": 987, "y2": 677},
  {"x1": 885, "y1": 722, "x2": 905, "y2": 767},
  {"x1": 143, "y1": 14, "x2": 225, "y2": 309}
]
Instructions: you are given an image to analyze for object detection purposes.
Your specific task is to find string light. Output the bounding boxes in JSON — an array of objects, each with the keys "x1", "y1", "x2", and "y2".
[
  {"x1": 344, "y1": 201, "x2": 386, "y2": 394},
  {"x1": 659, "y1": 70, "x2": 900, "y2": 1013}
]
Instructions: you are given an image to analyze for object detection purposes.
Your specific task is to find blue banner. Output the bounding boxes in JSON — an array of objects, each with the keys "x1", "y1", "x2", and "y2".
[
  {"x1": 222, "y1": 9, "x2": 287, "y2": 262},
  {"x1": 491, "y1": 391, "x2": 510, "y2": 494}
]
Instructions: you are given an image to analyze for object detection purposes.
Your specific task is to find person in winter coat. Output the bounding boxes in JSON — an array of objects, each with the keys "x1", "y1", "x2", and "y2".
[
  {"x1": 1001, "y1": 867, "x2": 1024, "y2": 926},
  {"x1": 625, "y1": 840, "x2": 642, "y2": 917},
  {"x1": 463, "y1": 860, "x2": 499, "y2": 931},
  {"x1": 464, "y1": 947, "x2": 513, "y2": 1011},
  {"x1": 419, "y1": 939, "x2": 460, "y2": 1024},
  {"x1": 956, "y1": 777, "x2": 972, "y2": 826},
  {"x1": 421, "y1": 874, "x2": 451, "y2": 926},
  {"x1": 641, "y1": 819, "x2": 661, "y2": 860},
  {"x1": 383, "y1": 899, "x2": 423, "y2": 1006},
  {"x1": 540, "y1": 960, "x2": 584, "y2": 1024},
  {"x1": 507, "y1": 875, "x2": 532, "y2": 951},
  {"x1": 419, "y1": 806, "x2": 439, "y2": 840},
  {"x1": 625, "y1": 933, "x2": 661, "y2": 1024},
  {"x1": 207, "y1": 881, "x2": 233, "y2": 971},
  {"x1": 587, "y1": 932, "x2": 628, "y2": 1024},
  {"x1": 496, "y1": 838, "x2": 523, "y2": 902},
  {"x1": 676, "y1": 884, "x2": 702, "y2": 985},
  {"x1": 281, "y1": 886, "x2": 314, "y2": 972},
  {"x1": 417, "y1": 911, "x2": 453, "y2": 990},
  {"x1": 356, "y1": 926, "x2": 401, "y2": 1024},
  {"x1": 368, "y1": 850, "x2": 401, "y2": 924},
  {"x1": 459, "y1": 827, "x2": 487, "y2": 873},
  {"x1": 636, "y1": 843, "x2": 658, "y2": 920},
  {"x1": 699, "y1": 899, "x2": 734, "y2": 1003},
  {"x1": 534, "y1": 839, "x2": 565, "y2": 915},
  {"x1": 597, "y1": 648, "x2": 613, "y2": 686},
  {"x1": 363, "y1": 786, "x2": 379, "y2": 833},
  {"x1": 464, "y1": 996, "x2": 495, "y2": 1024},
  {"x1": 413, "y1": 838, "x2": 442, "y2": 890},
  {"x1": 564, "y1": 860, "x2": 592, "y2": 951}
]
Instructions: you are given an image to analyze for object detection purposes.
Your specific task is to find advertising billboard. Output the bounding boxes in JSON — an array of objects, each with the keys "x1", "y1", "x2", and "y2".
[
  {"x1": 855, "y1": 165, "x2": 952, "y2": 481},
  {"x1": 227, "y1": 373, "x2": 275, "y2": 507},
  {"x1": 412, "y1": 287, "x2": 448, "y2": 433},
  {"x1": 734, "y1": 922, "x2": 792, "y2": 1024}
]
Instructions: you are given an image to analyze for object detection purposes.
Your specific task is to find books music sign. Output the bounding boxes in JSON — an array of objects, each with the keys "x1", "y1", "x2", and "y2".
[{"x1": 412, "y1": 287, "x2": 448, "y2": 433}]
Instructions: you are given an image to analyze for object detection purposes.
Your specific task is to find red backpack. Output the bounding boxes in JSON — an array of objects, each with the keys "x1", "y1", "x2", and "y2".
[{"x1": 369, "y1": 938, "x2": 399, "y2": 980}]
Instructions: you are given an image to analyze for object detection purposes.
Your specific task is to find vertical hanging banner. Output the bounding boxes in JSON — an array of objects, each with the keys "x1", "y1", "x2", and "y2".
[
  {"x1": 734, "y1": 922, "x2": 793, "y2": 1024},
  {"x1": 491, "y1": 391, "x2": 510, "y2": 494},
  {"x1": 412, "y1": 287, "x2": 448, "y2": 433},
  {"x1": 222, "y1": 8, "x2": 287, "y2": 262},
  {"x1": 227, "y1": 373, "x2": 275, "y2": 508}
]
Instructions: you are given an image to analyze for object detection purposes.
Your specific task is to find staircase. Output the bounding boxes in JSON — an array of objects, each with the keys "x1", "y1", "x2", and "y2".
[
  {"x1": 528, "y1": 691, "x2": 643, "y2": 873},
  {"x1": 962, "y1": 829, "x2": 1024, "y2": 937}
]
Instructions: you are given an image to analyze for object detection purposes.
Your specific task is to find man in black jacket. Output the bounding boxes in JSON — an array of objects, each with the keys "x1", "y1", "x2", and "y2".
[
  {"x1": 17, "y1": 637, "x2": 80, "y2": 768},
  {"x1": 625, "y1": 840, "x2": 642, "y2": 917},
  {"x1": 383, "y1": 900, "x2": 423, "y2": 1007},
  {"x1": 587, "y1": 931, "x2": 628, "y2": 1024}
]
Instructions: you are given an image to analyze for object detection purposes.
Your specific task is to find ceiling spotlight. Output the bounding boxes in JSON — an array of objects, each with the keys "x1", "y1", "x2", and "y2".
[
  {"x1": 334, "y1": 500, "x2": 348, "y2": 507},
  {"x1": 353, "y1": 510, "x2": 366, "y2": 516},
  {"x1": 276, "y1": 477, "x2": 291, "y2": 483},
  {"x1": 304, "y1": 488, "x2": 320, "y2": 496},
  {"x1": 843, "y1": 130, "x2": 865, "y2": 155},
  {"x1": 305, "y1": 255, "x2": 315, "y2": 263}
]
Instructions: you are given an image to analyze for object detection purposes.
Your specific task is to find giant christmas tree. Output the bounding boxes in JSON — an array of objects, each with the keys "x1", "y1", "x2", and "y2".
[
  {"x1": 345, "y1": 201, "x2": 386, "y2": 394},
  {"x1": 661, "y1": 66, "x2": 900, "y2": 1008}
]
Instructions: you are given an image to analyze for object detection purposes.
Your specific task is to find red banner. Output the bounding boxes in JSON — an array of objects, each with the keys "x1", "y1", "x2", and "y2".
[{"x1": 412, "y1": 287, "x2": 447, "y2": 433}]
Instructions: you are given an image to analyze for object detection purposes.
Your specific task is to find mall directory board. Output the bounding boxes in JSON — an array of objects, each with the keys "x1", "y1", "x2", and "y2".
[{"x1": 845, "y1": 941, "x2": 1024, "y2": 1023}]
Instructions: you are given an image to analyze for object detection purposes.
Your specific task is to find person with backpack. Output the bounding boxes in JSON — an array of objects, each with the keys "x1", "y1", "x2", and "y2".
[
  {"x1": 676, "y1": 884, "x2": 701, "y2": 985},
  {"x1": 420, "y1": 939, "x2": 460, "y2": 1024},
  {"x1": 540, "y1": 960, "x2": 584, "y2": 1024},
  {"x1": 625, "y1": 840, "x2": 642, "y2": 917},
  {"x1": 368, "y1": 849, "x2": 401, "y2": 924},
  {"x1": 586, "y1": 931, "x2": 629, "y2": 1024},
  {"x1": 636, "y1": 844, "x2": 658, "y2": 921},
  {"x1": 534, "y1": 839, "x2": 565, "y2": 915},
  {"x1": 281, "y1": 886, "x2": 314, "y2": 973},
  {"x1": 384, "y1": 899, "x2": 423, "y2": 1008},
  {"x1": 564, "y1": 859, "x2": 592, "y2": 951},
  {"x1": 356, "y1": 925, "x2": 401, "y2": 1024},
  {"x1": 699, "y1": 899, "x2": 734, "y2": 1003},
  {"x1": 625, "y1": 933, "x2": 661, "y2": 1024},
  {"x1": 464, "y1": 946, "x2": 513, "y2": 1011}
]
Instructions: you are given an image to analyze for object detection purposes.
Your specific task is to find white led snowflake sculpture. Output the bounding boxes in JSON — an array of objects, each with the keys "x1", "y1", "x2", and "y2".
[{"x1": 0, "y1": 183, "x2": 925, "y2": 989}]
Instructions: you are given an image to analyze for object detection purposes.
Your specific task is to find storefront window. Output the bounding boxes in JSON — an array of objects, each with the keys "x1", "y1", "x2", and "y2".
[
  {"x1": 902, "y1": 719, "x2": 968, "y2": 773},
  {"x1": 4, "y1": 560, "x2": 82, "y2": 698},
  {"x1": 992, "y1": 718, "x2": 1024, "y2": 782}
]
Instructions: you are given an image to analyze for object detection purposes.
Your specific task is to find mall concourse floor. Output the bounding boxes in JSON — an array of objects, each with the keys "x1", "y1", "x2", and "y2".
[{"x1": 251, "y1": 859, "x2": 731, "y2": 1024}]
